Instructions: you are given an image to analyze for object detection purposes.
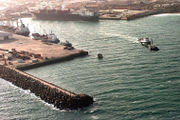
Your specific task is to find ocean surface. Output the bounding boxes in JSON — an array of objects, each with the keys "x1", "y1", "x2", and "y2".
[{"x1": 1, "y1": 14, "x2": 180, "y2": 120}]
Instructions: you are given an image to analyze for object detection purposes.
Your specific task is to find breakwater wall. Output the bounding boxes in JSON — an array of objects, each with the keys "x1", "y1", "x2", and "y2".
[
  {"x1": 126, "y1": 10, "x2": 159, "y2": 20},
  {"x1": 0, "y1": 65, "x2": 93, "y2": 110}
]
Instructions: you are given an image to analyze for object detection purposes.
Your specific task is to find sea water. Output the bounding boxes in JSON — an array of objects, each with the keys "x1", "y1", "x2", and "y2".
[{"x1": 0, "y1": 14, "x2": 180, "y2": 120}]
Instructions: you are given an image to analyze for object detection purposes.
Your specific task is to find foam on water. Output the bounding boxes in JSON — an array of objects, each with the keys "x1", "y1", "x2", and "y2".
[
  {"x1": 154, "y1": 13, "x2": 180, "y2": 17},
  {"x1": 101, "y1": 32, "x2": 138, "y2": 43}
]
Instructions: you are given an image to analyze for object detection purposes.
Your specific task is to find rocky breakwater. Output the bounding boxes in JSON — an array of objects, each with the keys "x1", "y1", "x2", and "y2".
[
  {"x1": 125, "y1": 10, "x2": 159, "y2": 20},
  {"x1": 0, "y1": 65, "x2": 93, "y2": 110}
]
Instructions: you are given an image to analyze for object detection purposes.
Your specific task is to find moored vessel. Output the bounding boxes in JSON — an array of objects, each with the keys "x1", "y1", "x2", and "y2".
[
  {"x1": 32, "y1": 32, "x2": 60, "y2": 44},
  {"x1": 32, "y1": 9, "x2": 99, "y2": 21},
  {"x1": 31, "y1": 1, "x2": 99, "y2": 21},
  {"x1": 15, "y1": 20, "x2": 30, "y2": 37}
]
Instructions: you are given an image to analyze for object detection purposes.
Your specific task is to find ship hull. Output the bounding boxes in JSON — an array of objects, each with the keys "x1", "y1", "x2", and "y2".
[{"x1": 32, "y1": 12, "x2": 99, "y2": 21}]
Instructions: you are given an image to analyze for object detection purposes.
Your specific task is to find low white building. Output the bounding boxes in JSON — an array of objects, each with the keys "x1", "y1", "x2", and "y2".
[{"x1": 0, "y1": 31, "x2": 13, "y2": 40}]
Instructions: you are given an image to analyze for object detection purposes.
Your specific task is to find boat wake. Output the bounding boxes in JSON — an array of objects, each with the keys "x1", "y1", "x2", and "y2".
[
  {"x1": 119, "y1": 33, "x2": 139, "y2": 43},
  {"x1": 102, "y1": 32, "x2": 138, "y2": 43}
]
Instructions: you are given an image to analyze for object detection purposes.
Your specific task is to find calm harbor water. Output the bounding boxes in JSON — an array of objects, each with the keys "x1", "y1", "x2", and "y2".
[{"x1": 1, "y1": 14, "x2": 180, "y2": 120}]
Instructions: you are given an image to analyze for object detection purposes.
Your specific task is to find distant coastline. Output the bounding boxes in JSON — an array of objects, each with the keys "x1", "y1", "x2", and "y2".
[
  {"x1": 1, "y1": 10, "x2": 180, "y2": 22},
  {"x1": 99, "y1": 8, "x2": 180, "y2": 20},
  {"x1": 0, "y1": 0, "x2": 180, "y2": 21}
]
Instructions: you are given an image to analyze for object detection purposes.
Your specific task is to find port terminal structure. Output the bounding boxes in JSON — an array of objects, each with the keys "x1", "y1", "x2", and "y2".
[{"x1": 0, "y1": 30, "x2": 93, "y2": 110}]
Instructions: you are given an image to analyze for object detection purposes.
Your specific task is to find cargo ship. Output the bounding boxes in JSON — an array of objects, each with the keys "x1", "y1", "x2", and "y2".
[
  {"x1": 31, "y1": 9, "x2": 99, "y2": 21},
  {"x1": 31, "y1": 2, "x2": 99, "y2": 21}
]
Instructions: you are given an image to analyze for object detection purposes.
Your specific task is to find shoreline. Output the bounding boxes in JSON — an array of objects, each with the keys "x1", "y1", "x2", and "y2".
[
  {"x1": 1, "y1": 10, "x2": 180, "y2": 22},
  {"x1": 99, "y1": 10, "x2": 180, "y2": 20}
]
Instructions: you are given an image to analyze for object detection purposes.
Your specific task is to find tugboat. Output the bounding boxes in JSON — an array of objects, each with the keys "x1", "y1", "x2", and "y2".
[
  {"x1": 60, "y1": 40, "x2": 72, "y2": 47},
  {"x1": 138, "y1": 37, "x2": 152, "y2": 47},
  {"x1": 148, "y1": 45, "x2": 159, "y2": 51},
  {"x1": 97, "y1": 53, "x2": 103, "y2": 59},
  {"x1": 46, "y1": 33, "x2": 60, "y2": 44},
  {"x1": 60, "y1": 40, "x2": 74, "y2": 50},
  {"x1": 32, "y1": 32, "x2": 60, "y2": 44},
  {"x1": 138, "y1": 37, "x2": 159, "y2": 51},
  {"x1": 15, "y1": 20, "x2": 30, "y2": 36}
]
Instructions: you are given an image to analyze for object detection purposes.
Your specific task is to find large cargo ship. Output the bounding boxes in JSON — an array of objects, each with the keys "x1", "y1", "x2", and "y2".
[
  {"x1": 31, "y1": 1, "x2": 99, "y2": 21},
  {"x1": 31, "y1": 9, "x2": 99, "y2": 21}
]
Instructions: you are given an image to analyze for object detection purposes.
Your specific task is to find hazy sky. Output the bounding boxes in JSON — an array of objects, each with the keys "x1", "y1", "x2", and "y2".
[
  {"x1": 0, "y1": 0, "x2": 10, "y2": 2},
  {"x1": 0, "y1": 0, "x2": 11, "y2": 3}
]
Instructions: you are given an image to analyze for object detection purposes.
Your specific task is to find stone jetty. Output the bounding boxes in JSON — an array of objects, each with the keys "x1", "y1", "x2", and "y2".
[
  {"x1": 0, "y1": 65, "x2": 93, "y2": 110},
  {"x1": 0, "y1": 30, "x2": 93, "y2": 110}
]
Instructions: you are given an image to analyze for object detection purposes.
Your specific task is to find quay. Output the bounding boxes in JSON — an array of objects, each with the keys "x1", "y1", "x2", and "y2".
[
  {"x1": 0, "y1": 30, "x2": 93, "y2": 110},
  {"x1": 0, "y1": 33, "x2": 88, "y2": 68}
]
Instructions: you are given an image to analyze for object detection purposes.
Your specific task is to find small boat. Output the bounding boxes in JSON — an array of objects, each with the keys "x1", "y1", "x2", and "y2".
[
  {"x1": 138, "y1": 37, "x2": 159, "y2": 51},
  {"x1": 61, "y1": 41, "x2": 74, "y2": 50},
  {"x1": 46, "y1": 33, "x2": 60, "y2": 44},
  {"x1": 32, "y1": 32, "x2": 60, "y2": 44},
  {"x1": 60, "y1": 40, "x2": 72, "y2": 47},
  {"x1": 149, "y1": 45, "x2": 159, "y2": 51},
  {"x1": 97, "y1": 53, "x2": 103, "y2": 59},
  {"x1": 138, "y1": 37, "x2": 152, "y2": 47},
  {"x1": 32, "y1": 33, "x2": 47, "y2": 40},
  {"x1": 15, "y1": 20, "x2": 30, "y2": 36}
]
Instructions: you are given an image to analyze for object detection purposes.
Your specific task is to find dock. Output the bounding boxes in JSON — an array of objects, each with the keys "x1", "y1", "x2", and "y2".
[
  {"x1": 0, "y1": 30, "x2": 93, "y2": 110},
  {"x1": 0, "y1": 33, "x2": 88, "y2": 68}
]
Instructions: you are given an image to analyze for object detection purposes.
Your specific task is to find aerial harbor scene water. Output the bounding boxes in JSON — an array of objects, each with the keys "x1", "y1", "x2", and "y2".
[{"x1": 0, "y1": 0, "x2": 180, "y2": 120}]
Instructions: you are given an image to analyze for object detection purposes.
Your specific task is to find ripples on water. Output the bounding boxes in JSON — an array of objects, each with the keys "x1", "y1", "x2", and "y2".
[{"x1": 0, "y1": 14, "x2": 180, "y2": 120}]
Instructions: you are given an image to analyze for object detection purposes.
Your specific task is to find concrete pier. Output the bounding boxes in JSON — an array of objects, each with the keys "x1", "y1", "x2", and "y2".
[
  {"x1": 0, "y1": 65, "x2": 93, "y2": 110},
  {"x1": 17, "y1": 50, "x2": 88, "y2": 70},
  {"x1": 0, "y1": 33, "x2": 88, "y2": 69},
  {"x1": 0, "y1": 28, "x2": 93, "y2": 110}
]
